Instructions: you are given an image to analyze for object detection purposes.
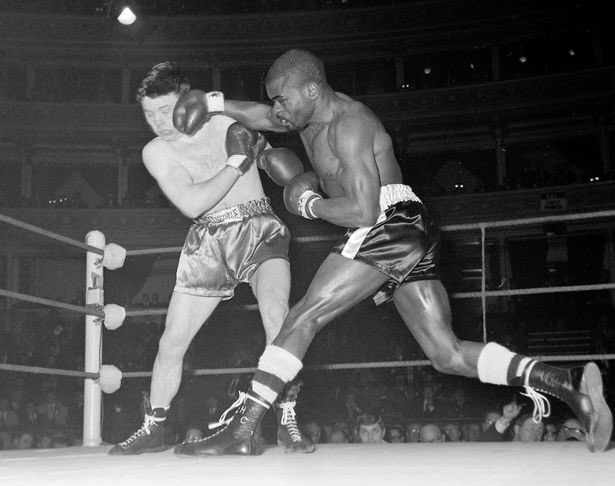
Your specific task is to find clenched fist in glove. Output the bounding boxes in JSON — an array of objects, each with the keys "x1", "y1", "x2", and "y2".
[
  {"x1": 257, "y1": 148, "x2": 304, "y2": 186},
  {"x1": 283, "y1": 171, "x2": 323, "y2": 219},
  {"x1": 226, "y1": 122, "x2": 267, "y2": 175},
  {"x1": 173, "y1": 90, "x2": 224, "y2": 135}
]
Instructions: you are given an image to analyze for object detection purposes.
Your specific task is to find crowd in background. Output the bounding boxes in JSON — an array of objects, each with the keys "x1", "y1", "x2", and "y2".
[{"x1": 1, "y1": 297, "x2": 614, "y2": 451}]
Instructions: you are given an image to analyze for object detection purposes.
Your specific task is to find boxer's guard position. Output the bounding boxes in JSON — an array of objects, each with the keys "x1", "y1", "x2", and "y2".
[
  {"x1": 171, "y1": 49, "x2": 612, "y2": 456},
  {"x1": 109, "y1": 62, "x2": 313, "y2": 455}
]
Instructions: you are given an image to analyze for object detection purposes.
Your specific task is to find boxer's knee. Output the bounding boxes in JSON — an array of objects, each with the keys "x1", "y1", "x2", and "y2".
[
  {"x1": 426, "y1": 341, "x2": 466, "y2": 375},
  {"x1": 157, "y1": 327, "x2": 191, "y2": 363}
]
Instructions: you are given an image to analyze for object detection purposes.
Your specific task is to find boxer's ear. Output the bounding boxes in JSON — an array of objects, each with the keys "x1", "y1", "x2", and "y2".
[{"x1": 306, "y1": 81, "x2": 320, "y2": 100}]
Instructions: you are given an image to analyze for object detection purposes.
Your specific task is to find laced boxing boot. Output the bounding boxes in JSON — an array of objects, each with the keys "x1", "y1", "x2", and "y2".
[
  {"x1": 174, "y1": 389, "x2": 270, "y2": 456},
  {"x1": 276, "y1": 378, "x2": 315, "y2": 453},
  {"x1": 108, "y1": 392, "x2": 168, "y2": 455},
  {"x1": 513, "y1": 361, "x2": 612, "y2": 452}
]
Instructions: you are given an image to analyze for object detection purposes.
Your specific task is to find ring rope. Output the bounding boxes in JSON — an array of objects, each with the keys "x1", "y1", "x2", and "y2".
[
  {"x1": 7, "y1": 353, "x2": 609, "y2": 380},
  {"x1": 451, "y1": 282, "x2": 615, "y2": 299},
  {"x1": 0, "y1": 213, "x2": 104, "y2": 255},
  {"x1": 0, "y1": 288, "x2": 105, "y2": 317}
]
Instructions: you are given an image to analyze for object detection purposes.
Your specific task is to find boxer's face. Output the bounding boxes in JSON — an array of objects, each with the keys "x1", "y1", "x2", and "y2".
[
  {"x1": 141, "y1": 92, "x2": 183, "y2": 141},
  {"x1": 266, "y1": 76, "x2": 313, "y2": 131}
]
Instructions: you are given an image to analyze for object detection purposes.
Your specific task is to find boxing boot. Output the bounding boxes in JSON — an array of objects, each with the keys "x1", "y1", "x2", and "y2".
[
  {"x1": 276, "y1": 378, "x2": 315, "y2": 453},
  {"x1": 174, "y1": 389, "x2": 270, "y2": 456},
  {"x1": 514, "y1": 361, "x2": 612, "y2": 452},
  {"x1": 108, "y1": 392, "x2": 168, "y2": 455}
]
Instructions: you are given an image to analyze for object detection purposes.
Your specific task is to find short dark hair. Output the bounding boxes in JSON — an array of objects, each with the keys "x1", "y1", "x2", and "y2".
[
  {"x1": 136, "y1": 61, "x2": 189, "y2": 102},
  {"x1": 265, "y1": 49, "x2": 326, "y2": 88}
]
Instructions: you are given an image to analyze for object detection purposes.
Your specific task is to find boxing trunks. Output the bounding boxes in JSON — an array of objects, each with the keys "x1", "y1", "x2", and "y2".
[
  {"x1": 174, "y1": 198, "x2": 290, "y2": 299},
  {"x1": 332, "y1": 184, "x2": 441, "y2": 305}
]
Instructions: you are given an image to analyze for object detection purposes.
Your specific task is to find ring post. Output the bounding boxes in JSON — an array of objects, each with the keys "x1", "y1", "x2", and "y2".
[{"x1": 84, "y1": 230, "x2": 105, "y2": 447}]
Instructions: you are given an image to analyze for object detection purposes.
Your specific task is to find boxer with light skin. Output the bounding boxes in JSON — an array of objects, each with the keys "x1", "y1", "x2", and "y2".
[
  {"x1": 172, "y1": 49, "x2": 612, "y2": 456},
  {"x1": 108, "y1": 61, "x2": 313, "y2": 456}
]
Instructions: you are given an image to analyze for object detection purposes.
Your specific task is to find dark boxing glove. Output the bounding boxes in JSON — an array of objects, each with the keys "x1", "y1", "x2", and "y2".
[
  {"x1": 225, "y1": 121, "x2": 265, "y2": 175},
  {"x1": 257, "y1": 148, "x2": 304, "y2": 186},
  {"x1": 283, "y1": 171, "x2": 323, "y2": 219},
  {"x1": 173, "y1": 90, "x2": 225, "y2": 135}
]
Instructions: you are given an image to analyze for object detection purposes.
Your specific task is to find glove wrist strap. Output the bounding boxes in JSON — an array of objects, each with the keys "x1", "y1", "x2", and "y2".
[
  {"x1": 298, "y1": 190, "x2": 322, "y2": 219},
  {"x1": 227, "y1": 154, "x2": 250, "y2": 175}
]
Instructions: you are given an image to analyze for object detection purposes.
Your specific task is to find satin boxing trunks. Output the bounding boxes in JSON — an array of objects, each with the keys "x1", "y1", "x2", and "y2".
[
  {"x1": 174, "y1": 198, "x2": 290, "y2": 299},
  {"x1": 332, "y1": 184, "x2": 441, "y2": 305}
]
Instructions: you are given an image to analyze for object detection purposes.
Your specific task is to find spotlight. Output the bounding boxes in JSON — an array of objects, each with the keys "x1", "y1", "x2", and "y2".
[
  {"x1": 568, "y1": 48, "x2": 576, "y2": 56},
  {"x1": 106, "y1": 1, "x2": 138, "y2": 26},
  {"x1": 423, "y1": 67, "x2": 431, "y2": 75},
  {"x1": 518, "y1": 55, "x2": 527, "y2": 63},
  {"x1": 117, "y1": 6, "x2": 137, "y2": 25}
]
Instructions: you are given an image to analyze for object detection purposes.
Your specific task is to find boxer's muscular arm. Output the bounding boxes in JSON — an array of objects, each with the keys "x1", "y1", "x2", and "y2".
[
  {"x1": 310, "y1": 116, "x2": 381, "y2": 227},
  {"x1": 142, "y1": 141, "x2": 240, "y2": 219},
  {"x1": 224, "y1": 100, "x2": 289, "y2": 133}
]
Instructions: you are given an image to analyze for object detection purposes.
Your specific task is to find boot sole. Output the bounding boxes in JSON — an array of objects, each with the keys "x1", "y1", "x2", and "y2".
[
  {"x1": 108, "y1": 444, "x2": 169, "y2": 456},
  {"x1": 581, "y1": 362, "x2": 613, "y2": 452}
]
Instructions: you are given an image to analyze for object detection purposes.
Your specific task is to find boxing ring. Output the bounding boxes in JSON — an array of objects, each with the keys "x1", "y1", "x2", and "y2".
[{"x1": 1, "y1": 209, "x2": 615, "y2": 485}]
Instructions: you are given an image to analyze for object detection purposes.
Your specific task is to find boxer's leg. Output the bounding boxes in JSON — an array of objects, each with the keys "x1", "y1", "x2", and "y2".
[
  {"x1": 250, "y1": 257, "x2": 290, "y2": 344},
  {"x1": 174, "y1": 254, "x2": 389, "y2": 456},
  {"x1": 109, "y1": 292, "x2": 221, "y2": 455},
  {"x1": 394, "y1": 279, "x2": 613, "y2": 452}
]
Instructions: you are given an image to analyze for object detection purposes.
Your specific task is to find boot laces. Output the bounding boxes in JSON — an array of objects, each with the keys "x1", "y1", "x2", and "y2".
[
  {"x1": 209, "y1": 392, "x2": 247, "y2": 430},
  {"x1": 119, "y1": 414, "x2": 158, "y2": 446},
  {"x1": 521, "y1": 361, "x2": 551, "y2": 423},
  {"x1": 280, "y1": 401, "x2": 302, "y2": 441}
]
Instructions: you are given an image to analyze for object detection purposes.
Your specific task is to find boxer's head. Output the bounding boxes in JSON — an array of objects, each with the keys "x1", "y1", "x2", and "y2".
[{"x1": 265, "y1": 50, "x2": 328, "y2": 131}]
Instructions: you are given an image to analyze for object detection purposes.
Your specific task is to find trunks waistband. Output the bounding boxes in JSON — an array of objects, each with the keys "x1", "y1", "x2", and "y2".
[
  {"x1": 379, "y1": 184, "x2": 421, "y2": 210},
  {"x1": 195, "y1": 198, "x2": 272, "y2": 225}
]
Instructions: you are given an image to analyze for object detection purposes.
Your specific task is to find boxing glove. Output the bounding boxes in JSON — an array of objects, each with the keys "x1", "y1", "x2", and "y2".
[
  {"x1": 257, "y1": 148, "x2": 304, "y2": 186},
  {"x1": 225, "y1": 122, "x2": 265, "y2": 175},
  {"x1": 283, "y1": 171, "x2": 323, "y2": 219},
  {"x1": 173, "y1": 90, "x2": 225, "y2": 135}
]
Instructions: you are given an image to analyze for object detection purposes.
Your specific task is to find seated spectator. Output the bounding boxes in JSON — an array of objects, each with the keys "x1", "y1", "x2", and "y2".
[
  {"x1": 557, "y1": 417, "x2": 586, "y2": 442},
  {"x1": 329, "y1": 427, "x2": 350, "y2": 444},
  {"x1": 512, "y1": 413, "x2": 545, "y2": 442},
  {"x1": 443, "y1": 422, "x2": 463, "y2": 442},
  {"x1": 0, "y1": 429, "x2": 14, "y2": 450},
  {"x1": 356, "y1": 412, "x2": 387, "y2": 444},
  {"x1": 405, "y1": 422, "x2": 421, "y2": 443},
  {"x1": 543, "y1": 422, "x2": 559, "y2": 442},
  {"x1": 22, "y1": 401, "x2": 41, "y2": 428},
  {"x1": 463, "y1": 421, "x2": 482, "y2": 442},
  {"x1": 479, "y1": 399, "x2": 523, "y2": 442},
  {"x1": 481, "y1": 409, "x2": 501, "y2": 432},
  {"x1": 0, "y1": 395, "x2": 20, "y2": 427},
  {"x1": 37, "y1": 391, "x2": 68, "y2": 427},
  {"x1": 387, "y1": 424, "x2": 405, "y2": 443},
  {"x1": 419, "y1": 423, "x2": 443, "y2": 443},
  {"x1": 35, "y1": 433, "x2": 53, "y2": 449},
  {"x1": 302, "y1": 419, "x2": 323, "y2": 445},
  {"x1": 51, "y1": 433, "x2": 70, "y2": 448},
  {"x1": 14, "y1": 431, "x2": 35, "y2": 450}
]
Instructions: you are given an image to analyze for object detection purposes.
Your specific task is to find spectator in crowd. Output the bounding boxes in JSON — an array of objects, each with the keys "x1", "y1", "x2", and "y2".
[
  {"x1": 480, "y1": 399, "x2": 523, "y2": 441},
  {"x1": 405, "y1": 422, "x2": 422, "y2": 443},
  {"x1": 512, "y1": 413, "x2": 545, "y2": 442},
  {"x1": 463, "y1": 421, "x2": 482, "y2": 442},
  {"x1": 420, "y1": 423, "x2": 444, "y2": 443},
  {"x1": 37, "y1": 391, "x2": 69, "y2": 427},
  {"x1": 356, "y1": 412, "x2": 387, "y2": 444},
  {"x1": 184, "y1": 426, "x2": 203, "y2": 443},
  {"x1": 328, "y1": 427, "x2": 350, "y2": 444},
  {"x1": 36, "y1": 433, "x2": 53, "y2": 449},
  {"x1": 0, "y1": 395, "x2": 20, "y2": 427},
  {"x1": 443, "y1": 422, "x2": 463, "y2": 442},
  {"x1": 387, "y1": 424, "x2": 406, "y2": 443},
  {"x1": 302, "y1": 419, "x2": 323, "y2": 445},
  {"x1": 557, "y1": 417, "x2": 586, "y2": 442},
  {"x1": 14, "y1": 431, "x2": 35, "y2": 450},
  {"x1": 0, "y1": 429, "x2": 13, "y2": 450},
  {"x1": 544, "y1": 422, "x2": 559, "y2": 442}
]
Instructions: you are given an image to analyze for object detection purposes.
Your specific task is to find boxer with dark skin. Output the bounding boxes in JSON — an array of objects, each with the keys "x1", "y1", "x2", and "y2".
[{"x1": 172, "y1": 49, "x2": 612, "y2": 456}]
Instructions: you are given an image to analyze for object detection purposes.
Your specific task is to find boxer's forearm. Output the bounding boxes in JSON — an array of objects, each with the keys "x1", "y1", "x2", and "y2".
[{"x1": 224, "y1": 100, "x2": 287, "y2": 133}]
